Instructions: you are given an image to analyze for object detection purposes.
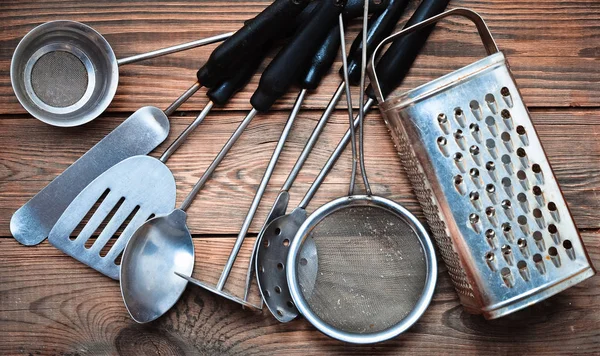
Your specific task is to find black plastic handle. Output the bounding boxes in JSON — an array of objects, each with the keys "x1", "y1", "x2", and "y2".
[
  {"x1": 206, "y1": 44, "x2": 269, "y2": 106},
  {"x1": 367, "y1": 0, "x2": 451, "y2": 99},
  {"x1": 343, "y1": 0, "x2": 410, "y2": 85},
  {"x1": 301, "y1": 25, "x2": 341, "y2": 90},
  {"x1": 344, "y1": 0, "x2": 389, "y2": 19},
  {"x1": 198, "y1": 0, "x2": 310, "y2": 88},
  {"x1": 301, "y1": 0, "x2": 387, "y2": 90},
  {"x1": 251, "y1": 0, "x2": 346, "y2": 112}
]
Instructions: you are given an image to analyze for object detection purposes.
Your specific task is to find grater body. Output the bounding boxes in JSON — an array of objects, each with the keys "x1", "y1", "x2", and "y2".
[{"x1": 379, "y1": 52, "x2": 595, "y2": 318}]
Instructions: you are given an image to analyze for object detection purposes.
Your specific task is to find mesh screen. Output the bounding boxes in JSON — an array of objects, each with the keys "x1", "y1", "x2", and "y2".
[
  {"x1": 296, "y1": 205, "x2": 427, "y2": 334},
  {"x1": 31, "y1": 51, "x2": 88, "y2": 107}
]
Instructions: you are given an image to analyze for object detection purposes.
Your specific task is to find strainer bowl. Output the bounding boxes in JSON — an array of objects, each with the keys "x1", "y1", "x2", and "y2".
[
  {"x1": 287, "y1": 195, "x2": 437, "y2": 344},
  {"x1": 10, "y1": 20, "x2": 119, "y2": 127}
]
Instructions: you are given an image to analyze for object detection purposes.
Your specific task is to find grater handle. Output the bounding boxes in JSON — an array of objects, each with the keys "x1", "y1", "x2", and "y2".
[{"x1": 368, "y1": 8, "x2": 499, "y2": 102}]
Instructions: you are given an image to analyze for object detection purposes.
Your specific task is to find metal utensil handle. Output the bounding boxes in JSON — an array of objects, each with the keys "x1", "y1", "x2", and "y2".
[
  {"x1": 368, "y1": 8, "x2": 499, "y2": 102},
  {"x1": 116, "y1": 32, "x2": 233, "y2": 66},
  {"x1": 217, "y1": 90, "x2": 307, "y2": 290},
  {"x1": 299, "y1": 98, "x2": 375, "y2": 209}
]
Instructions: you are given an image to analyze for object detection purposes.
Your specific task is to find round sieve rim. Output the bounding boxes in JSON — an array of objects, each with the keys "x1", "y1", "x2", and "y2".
[
  {"x1": 286, "y1": 194, "x2": 437, "y2": 344},
  {"x1": 10, "y1": 20, "x2": 119, "y2": 127}
]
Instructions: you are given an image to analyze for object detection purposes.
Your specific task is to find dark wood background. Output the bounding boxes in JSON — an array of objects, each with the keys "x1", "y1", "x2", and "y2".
[{"x1": 1, "y1": 0, "x2": 599, "y2": 355}]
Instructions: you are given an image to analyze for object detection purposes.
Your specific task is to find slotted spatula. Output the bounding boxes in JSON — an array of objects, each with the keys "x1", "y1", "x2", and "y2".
[{"x1": 48, "y1": 57, "x2": 264, "y2": 280}]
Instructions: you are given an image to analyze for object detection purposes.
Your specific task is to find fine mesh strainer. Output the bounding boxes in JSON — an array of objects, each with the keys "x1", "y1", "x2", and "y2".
[
  {"x1": 286, "y1": 1, "x2": 437, "y2": 344},
  {"x1": 368, "y1": 8, "x2": 595, "y2": 319},
  {"x1": 10, "y1": 20, "x2": 231, "y2": 127}
]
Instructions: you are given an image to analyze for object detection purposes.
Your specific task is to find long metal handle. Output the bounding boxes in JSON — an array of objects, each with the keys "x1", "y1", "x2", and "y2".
[
  {"x1": 299, "y1": 98, "x2": 375, "y2": 209},
  {"x1": 160, "y1": 100, "x2": 214, "y2": 163},
  {"x1": 164, "y1": 82, "x2": 202, "y2": 116},
  {"x1": 216, "y1": 89, "x2": 307, "y2": 290},
  {"x1": 116, "y1": 32, "x2": 234, "y2": 66},
  {"x1": 281, "y1": 83, "x2": 345, "y2": 191},
  {"x1": 368, "y1": 8, "x2": 499, "y2": 102},
  {"x1": 179, "y1": 108, "x2": 258, "y2": 211}
]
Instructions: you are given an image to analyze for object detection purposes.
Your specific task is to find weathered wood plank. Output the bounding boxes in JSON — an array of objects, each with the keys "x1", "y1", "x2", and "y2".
[
  {"x1": 1, "y1": 109, "x2": 599, "y2": 237},
  {"x1": 0, "y1": 232, "x2": 598, "y2": 355},
  {"x1": 0, "y1": 0, "x2": 599, "y2": 115}
]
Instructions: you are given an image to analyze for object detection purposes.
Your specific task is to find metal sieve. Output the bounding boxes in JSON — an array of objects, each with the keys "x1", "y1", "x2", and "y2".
[
  {"x1": 286, "y1": 1, "x2": 437, "y2": 343},
  {"x1": 11, "y1": 20, "x2": 231, "y2": 127},
  {"x1": 367, "y1": 8, "x2": 595, "y2": 319}
]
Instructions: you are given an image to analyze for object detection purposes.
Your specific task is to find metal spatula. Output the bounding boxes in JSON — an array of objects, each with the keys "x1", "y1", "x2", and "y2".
[{"x1": 48, "y1": 57, "x2": 265, "y2": 280}]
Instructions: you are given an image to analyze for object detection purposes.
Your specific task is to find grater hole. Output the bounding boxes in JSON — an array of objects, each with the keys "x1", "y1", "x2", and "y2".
[
  {"x1": 548, "y1": 246, "x2": 558, "y2": 257},
  {"x1": 500, "y1": 267, "x2": 514, "y2": 287},
  {"x1": 501, "y1": 244, "x2": 511, "y2": 255},
  {"x1": 517, "y1": 148, "x2": 526, "y2": 158},
  {"x1": 501, "y1": 109, "x2": 511, "y2": 119},
  {"x1": 485, "y1": 93, "x2": 496, "y2": 104},
  {"x1": 517, "y1": 260, "x2": 527, "y2": 269},
  {"x1": 454, "y1": 107, "x2": 466, "y2": 127},
  {"x1": 486, "y1": 184, "x2": 495, "y2": 193},
  {"x1": 486, "y1": 139, "x2": 496, "y2": 149},
  {"x1": 548, "y1": 202, "x2": 557, "y2": 212},
  {"x1": 563, "y1": 240, "x2": 572, "y2": 249},
  {"x1": 437, "y1": 113, "x2": 447, "y2": 123},
  {"x1": 533, "y1": 253, "x2": 543, "y2": 263},
  {"x1": 454, "y1": 175, "x2": 466, "y2": 195},
  {"x1": 486, "y1": 161, "x2": 495, "y2": 171},
  {"x1": 516, "y1": 125, "x2": 526, "y2": 135},
  {"x1": 501, "y1": 132, "x2": 511, "y2": 142},
  {"x1": 532, "y1": 164, "x2": 542, "y2": 174},
  {"x1": 517, "y1": 170, "x2": 527, "y2": 180},
  {"x1": 470, "y1": 191, "x2": 480, "y2": 204},
  {"x1": 517, "y1": 238, "x2": 527, "y2": 248},
  {"x1": 454, "y1": 152, "x2": 463, "y2": 161},
  {"x1": 517, "y1": 193, "x2": 527, "y2": 203},
  {"x1": 486, "y1": 206, "x2": 495, "y2": 217},
  {"x1": 501, "y1": 87, "x2": 510, "y2": 97},
  {"x1": 470, "y1": 145, "x2": 480, "y2": 155},
  {"x1": 470, "y1": 168, "x2": 480, "y2": 178},
  {"x1": 548, "y1": 224, "x2": 558, "y2": 234},
  {"x1": 533, "y1": 208, "x2": 543, "y2": 219},
  {"x1": 501, "y1": 154, "x2": 511, "y2": 164},
  {"x1": 470, "y1": 123, "x2": 479, "y2": 133}
]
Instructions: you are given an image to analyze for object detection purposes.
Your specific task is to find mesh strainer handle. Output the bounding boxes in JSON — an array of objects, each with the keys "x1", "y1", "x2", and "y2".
[{"x1": 367, "y1": 8, "x2": 499, "y2": 102}]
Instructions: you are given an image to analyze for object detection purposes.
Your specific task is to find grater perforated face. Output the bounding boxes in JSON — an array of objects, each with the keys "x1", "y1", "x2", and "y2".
[{"x1": 379, "y1": 52, "x2": 595, "y2": 319}]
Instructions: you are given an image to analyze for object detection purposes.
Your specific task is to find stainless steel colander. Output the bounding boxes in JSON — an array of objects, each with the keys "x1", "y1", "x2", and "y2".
[{"x1": 368, "y1": 8, "x2": 595, "y2": 319}]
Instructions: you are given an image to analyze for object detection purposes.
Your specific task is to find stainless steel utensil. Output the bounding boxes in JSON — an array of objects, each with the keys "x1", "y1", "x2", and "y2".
[
  {"x1": 176, "y1": 0, "x2": 347, "y2": 308},
  {"x1": 367, "y1": 8, "x2": 595, "y2": 319},
  {"x1": 285, "y1": 1, "x2": 437, "y2": 343},
  {"x1": 10, "y1": 85, "x2": 198, "y2": 247},
  {"x1": 11, "y1": 20, "x2": 232, "y2": 127},
  {"x1": 120, "y1": 109, "x2": 257, "y2": 321},
  {"x1": 47, "y1": 53, "x2": 267, "y2": 280}
]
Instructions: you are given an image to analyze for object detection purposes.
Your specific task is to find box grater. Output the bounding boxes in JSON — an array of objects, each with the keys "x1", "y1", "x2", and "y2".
[{"x1": 368, "y1": 8, "x2": 595, "y2": 319}]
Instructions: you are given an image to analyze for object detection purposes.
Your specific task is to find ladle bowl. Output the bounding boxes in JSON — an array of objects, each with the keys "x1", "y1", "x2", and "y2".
[{"x1": 120, "y1": 209, "x2": 195, "y2": 323}]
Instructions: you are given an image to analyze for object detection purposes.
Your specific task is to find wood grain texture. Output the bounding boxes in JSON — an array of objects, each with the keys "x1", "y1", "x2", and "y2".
[
  {"x1": 1, "y1": 0, "x2": 599, "y2": 354},
  {"x1": 0, "y1": 232, "x2": 599, "y2": 355},
  {"x1": 1, "y1": 109, "x2": 599, "y2": 236},
  {"x1": 0, "y1": 0, "x2": 599, "y2": 114}
]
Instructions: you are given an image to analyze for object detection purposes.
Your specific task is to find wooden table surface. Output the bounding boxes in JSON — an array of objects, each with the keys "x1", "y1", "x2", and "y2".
[{"x1": 1, "y1": 0, "x2": 599, "y2": 354}]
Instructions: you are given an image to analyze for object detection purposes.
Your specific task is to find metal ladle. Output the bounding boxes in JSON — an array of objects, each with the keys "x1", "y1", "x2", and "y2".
[{"x1": 10, "y1": 20, "x2": 232, "y2": 127}]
